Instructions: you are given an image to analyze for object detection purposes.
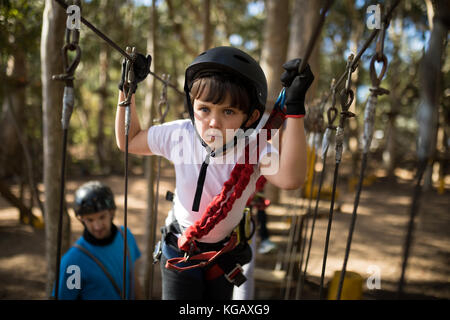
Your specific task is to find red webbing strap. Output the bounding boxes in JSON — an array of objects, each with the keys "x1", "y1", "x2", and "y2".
[
  {"x1": 165, "y1": 232, "x2": 238, "y2": 272},
  {"x1": 178, "y1": 107, "x2": 287, "y2": 252}
]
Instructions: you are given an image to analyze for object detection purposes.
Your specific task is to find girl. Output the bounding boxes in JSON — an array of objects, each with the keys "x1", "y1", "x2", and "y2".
[{"x1": 115, "y1": 46, "x2": 313, "y2": 300}]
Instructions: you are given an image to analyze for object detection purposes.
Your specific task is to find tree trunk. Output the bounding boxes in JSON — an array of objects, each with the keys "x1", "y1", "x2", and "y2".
[
  {"x1": 167, "y1": 0, "x2": 197, "y2": 57},
  {"x1": 95, "y1": 43, "x2": 110, "y2": 173},
  {"x1": 142, "y1": 0, "x2": 158, "y2": 300},
  {"x1": 0, "y1": 180, "x2": 34, "y2": 220},
  {"x1": 0, "y1": 49, "x2": 27, "y2": 178},
  {"x1": 41, "y1": 0, "x2": 71, "y2": 298},
  {"x1": 384, "y1": 13, "x2": 404, "y2": 179},
  {"x1": 260, "y1": 0, "x2": 290, "y2": 204},
  {"x1": 421, "y1": 0, "x2": 444, "y2": 191},
  {"x1": 203, "y1": 0, "x2": 212, "y2": 51}
]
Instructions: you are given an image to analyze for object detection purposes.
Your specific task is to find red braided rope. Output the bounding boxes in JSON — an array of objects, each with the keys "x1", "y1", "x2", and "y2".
[{"x1": 178, "y1": 107, "x2": 286, "y2": 251}]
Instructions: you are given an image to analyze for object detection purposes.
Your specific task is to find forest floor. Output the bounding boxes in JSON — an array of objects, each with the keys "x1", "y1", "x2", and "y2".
[{"x1": 0, "y1": 159, "x2": 449, "y2": 300}]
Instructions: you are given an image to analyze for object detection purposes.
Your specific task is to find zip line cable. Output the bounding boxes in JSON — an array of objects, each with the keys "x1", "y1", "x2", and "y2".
[
  {"x1": 53, "y1": 0, "x2": 183, "y2": 96},
  {"x1": 278, "y1": 0, "x2": 336, "y2": 300},
  {"x1": 397, "y1": 13, "x2": 447, "y2": 298},
  {"x1": 289, "y1": 1, "x2": 402, "y2": 299},
  {"x1": 319, "y1": 53, "x2": 357, "y2": 300},
  {"x1": 294, "y1": 131, "x2": 321, "y2": 300},
  {"x1": 148, "y1": 75, "x2": 171, "y2": 298},
  {"x1": 297, "y1": 92, "x2": 336, "y2": 298},
  {"x1": 336, "y1": 17, "x2": 390, "y2": 300}
]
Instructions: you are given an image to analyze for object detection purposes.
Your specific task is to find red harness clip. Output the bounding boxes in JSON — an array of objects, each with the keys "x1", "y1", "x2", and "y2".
[{"x1": 177, "y1": 233, "x2": 197, "y2": 253}]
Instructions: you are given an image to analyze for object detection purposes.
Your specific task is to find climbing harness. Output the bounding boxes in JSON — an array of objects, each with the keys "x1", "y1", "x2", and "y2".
[
  {"x1": 164, "y1": 88, "x2": 287, "y2": 283},
  {"x1": 162, "y1": 218, "x2": 252, "y2": 287},
  {"x1": 335, "y1": 13, "x2": 390, "y2": 300},
  {"x1": 319, "y1": 53, "x2": 357, "y2": 300},
  {"x1": 51, "y1": 0, "x2": 82, "y2": 300}
]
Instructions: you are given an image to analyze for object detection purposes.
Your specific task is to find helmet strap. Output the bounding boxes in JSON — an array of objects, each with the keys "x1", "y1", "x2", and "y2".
[{"x1": 186, "y1": 85, "x2": 257, "y2": 212}]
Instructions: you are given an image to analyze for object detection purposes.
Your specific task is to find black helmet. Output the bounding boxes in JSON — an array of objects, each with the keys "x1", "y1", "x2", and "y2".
[
  {"x1": 184, "y1": 46, "x2": 267, "y2": 128},
  {"x1": 74, "y1": 181, "x2": 116, "y2": 216}
]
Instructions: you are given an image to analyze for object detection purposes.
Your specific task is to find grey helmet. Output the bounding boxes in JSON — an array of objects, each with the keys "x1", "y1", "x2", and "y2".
[{"x1": 74, "y1": 181, "x2": 116, "y2": 216}]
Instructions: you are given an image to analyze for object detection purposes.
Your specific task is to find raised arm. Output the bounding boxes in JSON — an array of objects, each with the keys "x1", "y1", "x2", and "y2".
[
  {"x1": 263, "y1": 58, "x2": 314, "y2": 189},
  {"x1": 263, "y1": 118, "x2": 307, "y2": 189},
  {"x1": 115, "y1": 91, "x2": 153, "y2": 155},
  {"x1": 114, "y1": 53, "x2": 153, "y2": 156}
]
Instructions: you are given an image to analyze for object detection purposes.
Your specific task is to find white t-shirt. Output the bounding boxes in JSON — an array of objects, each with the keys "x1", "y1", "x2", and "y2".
[{"x1": 147, "y1": 119, "x2": 278, "y2": 243}]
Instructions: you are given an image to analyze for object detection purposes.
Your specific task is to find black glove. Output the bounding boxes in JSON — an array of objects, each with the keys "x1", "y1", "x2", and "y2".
[
  {"x1": 280, "y1": 58, "x2": 314, "y2": 117},
  {"x1": 118, "y1": 53, "x2": 152, "y2": 94}
]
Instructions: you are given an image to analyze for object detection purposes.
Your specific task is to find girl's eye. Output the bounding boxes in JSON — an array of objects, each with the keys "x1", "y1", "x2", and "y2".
[
  {"x1": 199, "y1": 107, "x2": 209, "y2": 113},
  {"x1": 224, "y1": 109, "x2": 235, "y2": 115}
]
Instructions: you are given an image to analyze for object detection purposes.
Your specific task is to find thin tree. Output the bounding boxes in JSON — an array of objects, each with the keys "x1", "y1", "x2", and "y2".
[
  {"x1": 142, "y1": 0, "x2": 158, "y2": 300},
  {"x1": 40, "y1": 0, "x2": 71, "y2": 297},
  {"x1": 260, "y1": 0, "x2": 290, "y2": 204}
]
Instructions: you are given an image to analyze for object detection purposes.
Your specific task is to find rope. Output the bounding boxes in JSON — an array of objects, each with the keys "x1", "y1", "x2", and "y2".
[
  {"x1": 51, "y1": 0, "x2": 82, "y2": 300},
  {"x1": 336, "y1": 15, "x2": 390, "y2": 298},
  {"x1": 322, "y1": 0, "x2": 402, "y2": 103},
  {"x1": 397, "y1": 13, "x2": 447, "y2": 298},
  {"x1": 276, "y1": 0, "x2": 336, "y2": 299},
  {"x1": 148, "y1": 75, "x2": 171, "y2": 297},
  {"x1": 297, "y1": 90, "x2": 337, "y2": 298},
  {"x1": 294, "y1": 134, "x2": 318, "y2": 299},
  {"x1": 117, "y1": 46, "x2": 139, "y2": 300},
  {"x1": 297, "y1": 0, "x2": 335, "y2": 74},
  {"x1": 319, "y1": 54, "x2": 356, "y2": 299}
]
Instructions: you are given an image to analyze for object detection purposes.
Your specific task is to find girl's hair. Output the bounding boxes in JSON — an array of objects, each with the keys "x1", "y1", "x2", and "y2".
[{"x1": 189, "y1": 74, "x2": 252, "y2": 115}]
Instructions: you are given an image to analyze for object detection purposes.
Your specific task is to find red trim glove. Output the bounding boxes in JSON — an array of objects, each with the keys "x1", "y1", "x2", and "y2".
[
  {"x1": 118, "y1": 53, "x2": 152, "y2": 94},
  {"x1": 280, "y1": 58, "x2": 314, "y2": 118}
]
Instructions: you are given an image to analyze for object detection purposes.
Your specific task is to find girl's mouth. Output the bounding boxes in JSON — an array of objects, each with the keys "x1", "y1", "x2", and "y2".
[{"x1": 205, "y1": 129, "x2": 223, "y2": 142}]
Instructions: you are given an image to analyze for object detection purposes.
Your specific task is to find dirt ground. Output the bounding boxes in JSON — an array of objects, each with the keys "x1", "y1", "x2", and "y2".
[{"x1": 0, "y1": 161, "x2": 449, "y2": 300}]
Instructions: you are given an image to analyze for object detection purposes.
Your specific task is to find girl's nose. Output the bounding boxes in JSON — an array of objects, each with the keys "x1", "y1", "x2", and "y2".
[{"x1": 208, "y1": 115, "x2": 221, "y2": 128}]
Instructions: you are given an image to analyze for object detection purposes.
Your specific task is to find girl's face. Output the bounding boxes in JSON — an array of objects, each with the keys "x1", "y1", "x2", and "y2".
[{"x1": 193, "y1": 96, "x2": 258, "y2": 150}]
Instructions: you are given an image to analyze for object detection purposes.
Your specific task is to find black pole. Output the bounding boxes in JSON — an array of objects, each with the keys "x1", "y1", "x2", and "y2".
[
  {"x1": 397, "y1": 160, "x2": 427, "y2": 298},
  {"x1": 319, "y1": 161, "x2": 340, "y2": 299},
  {"x1": 54, "y1": 129, "x2": 68, "y2": 300}
]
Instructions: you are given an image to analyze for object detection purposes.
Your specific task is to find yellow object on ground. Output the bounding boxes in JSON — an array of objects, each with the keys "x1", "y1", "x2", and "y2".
[
  {"x1": 327, "y1": 270, "x2": 363, "y2": 300},
  {"x1": 348, "y1": 174, "x2": 377, "y2": 192}
]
